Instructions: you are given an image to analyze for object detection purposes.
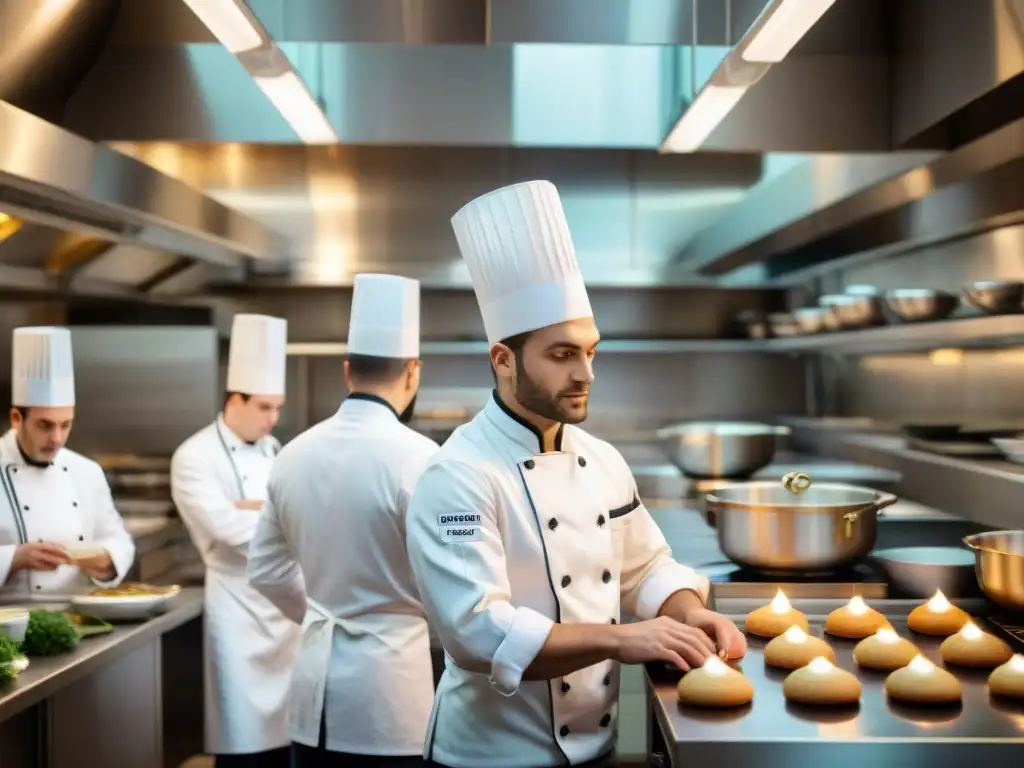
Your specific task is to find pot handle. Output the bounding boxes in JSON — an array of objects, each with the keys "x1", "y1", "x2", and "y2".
[{"x1": 840, "y1": 492, "x2": 897, "y2": 537}]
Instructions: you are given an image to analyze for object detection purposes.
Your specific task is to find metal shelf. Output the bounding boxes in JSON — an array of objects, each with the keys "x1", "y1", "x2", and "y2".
[
  {"x1": 768, "y1": 314, "x2": 1024, "y2": 355},
  {"x1": 286, "y1": 338, "x2": 770, "y2": 357}
]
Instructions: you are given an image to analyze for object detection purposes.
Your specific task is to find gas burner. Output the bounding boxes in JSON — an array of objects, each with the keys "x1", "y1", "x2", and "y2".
[
  {"x1": 699, "y1": 560, "x2": 884, "y2": 584},
  {"x1": 700, "y1": 560, "x2": 889, "y2": 600},
  {"x1": 984, "y1": 614, "x2": 1024, "y2": 648}
]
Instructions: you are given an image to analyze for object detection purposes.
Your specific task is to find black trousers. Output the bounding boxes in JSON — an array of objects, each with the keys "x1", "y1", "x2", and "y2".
[
  {"x1": 425, "y1": 751, "x2": 615, "y2": 768},
  {"x1": 214, "y1": 745, "x2": 293, "y2": 768},
  {"x1": 293, "y1": 711, "x2": 425, "y2": 768}
]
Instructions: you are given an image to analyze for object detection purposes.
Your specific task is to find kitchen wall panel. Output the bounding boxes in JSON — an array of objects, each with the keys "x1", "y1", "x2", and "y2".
[{"x1": 293, "y1": 351, "x2": 806, "y2": 442}]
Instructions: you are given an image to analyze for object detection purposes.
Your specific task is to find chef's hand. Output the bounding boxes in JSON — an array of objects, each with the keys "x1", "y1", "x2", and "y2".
[
  {"x1": 683, "y1": 608, "x2": 747, "y2": 660},
  {"x1": 234, "y1": 500, "x2": 264, "y2": 511},
  {"x1": 612, "y1": 615, "x2": 717, "y2": 671},
  {"x1": 75, "y1": 551, "x2": 116, "y2": 581},
  {"x1": 11, "y1": 542, "x2": 71, "y2": 573}
]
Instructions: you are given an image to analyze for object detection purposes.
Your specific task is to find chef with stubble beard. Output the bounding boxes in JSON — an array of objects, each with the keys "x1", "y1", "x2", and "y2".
[{"x1": 405, "y1": 181, "x2": 746, "y2": 768}]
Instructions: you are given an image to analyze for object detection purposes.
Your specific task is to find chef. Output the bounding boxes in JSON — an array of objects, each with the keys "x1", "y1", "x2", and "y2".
[
  {"x1": 171, "y1": 313, "x2": 299, "y2": 768},
  {"x1": 0, "y1": 326, "x2": 135, "y2": 599},
  {"x1": 248, "y1": 273, "x2": 438, "y2": 767},
  {"x1": 406, "y1": 181, "x2": 747, "y2": 768}
]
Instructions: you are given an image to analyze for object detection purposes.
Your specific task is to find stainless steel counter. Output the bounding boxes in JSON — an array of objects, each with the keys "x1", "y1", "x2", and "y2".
[
  {"x1": 0, "y1": 587, "x2": 202, "y2": 721},
  {"x1": 646, "y1": 597, "x2": 1024, "y2": 767},
  {"x1": 0, "y1": 589, "x2": 205, "y2": 768},
  {"x1": 784, "y1": 418, "x2": 1024, "y2": 531}
]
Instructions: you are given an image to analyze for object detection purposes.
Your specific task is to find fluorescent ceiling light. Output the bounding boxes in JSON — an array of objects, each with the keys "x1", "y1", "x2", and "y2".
[
  {"x1": 660, "y1": 85, "x2": 748, "y2": 153},
  {"x1": 181, "y1": 0, "x2": 263, "y2": 53},
  {"x1": 742, "y1": 0, "x2": 839, "y2": 63},
  {"x1": 254, "y1": 72, "x2": 339, "y2": 144}
]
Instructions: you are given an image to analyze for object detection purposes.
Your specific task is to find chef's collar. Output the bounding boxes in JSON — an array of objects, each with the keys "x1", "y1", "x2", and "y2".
[
  {"x1": 217, "y1": 414, "x2": 263, "y2": 450},
  {"x1": 340, "y1": 392, "x2": 399, "y2": 420},
  {"x1": 485, "y1": 390, "x2": 564, "y2": 454},
  {"x1": 2, "y1": 429, "x2": 56, "y2": 468}
]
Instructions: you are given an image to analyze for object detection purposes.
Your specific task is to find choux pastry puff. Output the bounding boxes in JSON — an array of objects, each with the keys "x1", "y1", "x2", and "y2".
[
  {"x1": 940, "y1": 621, "x2": 1013, "y2": 669},
  {"x1": 783, "y1": 656, "x2": 862, "y2": 706},
  {"x1": 988, "y1": 654, "x2": 1024, "y2": 700},
  {"x1": 677, "y1": 656, "x2": 754, "y2": 708},
  {"x1": 764, "y1": 626, "x2": 836, "y2": 670},
  {"x1": 745, "y1": 589, "x2": 808, "y2": 639},
  {"x1": 825, "y1": 595, "x2": 891, "y2": 639},
  {"x1": 853, "y1": 628, "x2": 920, "y2": 671},
  {"x1": 885, "y1": 654, "x2": 962, "y2": 704},
  {"x1": 907, "y1": 590, "x2": 972, "y2": 637}
]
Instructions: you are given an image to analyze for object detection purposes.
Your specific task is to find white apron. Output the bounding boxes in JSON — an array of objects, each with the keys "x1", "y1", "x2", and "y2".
[
  {"x1": 247, "y1": 396, "x2": 439, "y2": 755},
  {"x1": 406, "y1": 393, "x2": 709, "y2": 767},
  {"x1": 171, "y1": 418, "x2": 300, "y2": 755},
  {"x1": 0, "y1": 430, "x2": 135, "y2": 600}
]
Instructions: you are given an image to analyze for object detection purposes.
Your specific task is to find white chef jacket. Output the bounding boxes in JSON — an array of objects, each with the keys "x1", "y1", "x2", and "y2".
[
  {"x1": 406, "y1": 393, "x2": 710, "y2": 768},
  {"x1": 0, "y1": 430, "x2": 135, "y2": 600},
  {"x1": 171, "y1": 415, "x2": 300, "y2": 755},
  {"x1": 247, "y1": 394, "x2": 440, "y2": 755}
]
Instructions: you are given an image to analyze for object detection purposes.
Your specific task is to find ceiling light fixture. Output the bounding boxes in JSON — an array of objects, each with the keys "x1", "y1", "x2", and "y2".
[
  {"x1": 660, "y1": 85, "x2": 748, "y2": 153},
  {"x1": 742, "y1": 0, "x2": 839, "y2": 63},
  {"x1": 180, "y1": 0, "x2": 263, "y2": 54},
  {"x1": 253, "y1": 72, "x2": 339, "y2": 145}
]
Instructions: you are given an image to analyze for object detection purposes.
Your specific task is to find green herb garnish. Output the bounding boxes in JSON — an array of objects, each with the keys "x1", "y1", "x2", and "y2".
[
  {"x1": 20, "y1": 610, "x2": 80, "y2": 656},
  {"x1": 0, "y1": 633, "x2": 25, "y2": 683}
]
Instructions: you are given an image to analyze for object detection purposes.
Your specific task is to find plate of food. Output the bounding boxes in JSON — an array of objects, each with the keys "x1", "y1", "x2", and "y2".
[{"x1": 70, "y1": 583, "x2": 181, "y2": 621}]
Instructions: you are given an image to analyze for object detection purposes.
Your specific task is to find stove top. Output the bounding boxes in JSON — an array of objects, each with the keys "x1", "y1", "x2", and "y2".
[{"x1": 700, "y1": 561, "x2": 889, "y2": 600}]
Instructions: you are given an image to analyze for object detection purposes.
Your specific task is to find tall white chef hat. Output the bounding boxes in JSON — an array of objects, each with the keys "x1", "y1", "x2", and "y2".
[
  {"x1": 11, "y1": 327, "x2": 75, "y2": 408},
  {"x1": 226, "y1": 314, "x2": 288, "y2": 396},
  {"x1": 348, "y1": 273, "x2": 420, "y2": 359},
  {"x1": 451, "y1": 180, "x2": 592, "y2": 345}
]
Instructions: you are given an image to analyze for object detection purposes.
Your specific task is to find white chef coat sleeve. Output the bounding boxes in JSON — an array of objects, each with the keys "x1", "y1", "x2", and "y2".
[
  {"x1": 171, "y1": 443, "x2": 259, "y2": 553},
  {"x1": 246, "y1": 477, "x2": 307, "y2": 624},
  {"x1": 0, "y1": 545, "x2": 16, "y2": 585},
  {"x1": 86, "y1": 464, "x2": 136, "y2": 587},
  {"x1": 406, "y1": 459, "x2": 554, "y2": 697},
  {"x1": 615, "y1": 459, "x2": 709, "y2": 621}
]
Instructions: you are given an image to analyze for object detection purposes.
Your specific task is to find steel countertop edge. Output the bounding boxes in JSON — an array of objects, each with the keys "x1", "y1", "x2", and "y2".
[{"x1": 0, "y1": 587, "x2": 204, "y2": 722}]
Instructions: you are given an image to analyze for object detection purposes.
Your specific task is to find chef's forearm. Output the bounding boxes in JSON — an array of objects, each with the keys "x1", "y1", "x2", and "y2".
[
  {"x1": 522, "y1": 622, "x2": 619, "y2": 680},
  {"x1": 657, "y1": 588, "x2": 706, "y2": 623}
]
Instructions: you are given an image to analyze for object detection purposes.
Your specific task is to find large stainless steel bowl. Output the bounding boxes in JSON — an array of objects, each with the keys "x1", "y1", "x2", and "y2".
[
  {"x1": 655, "y1": 422, "x2": 789, "y2": 479},
  {"x1": 706, "y1": 482, "x2": 897, "y2": 572},
  {"x1": 884, "y1": 289, "x2": 959, "y2": 323},
  {"x1": 963, "y1": 280, "x2": 1024, "y2": 315},
  {"x1": 818, "y1": 294, "x2": 885, "y2": 329},
  {"x1": 963, "y1": 530, "x2": 1024, "y2": 611}
]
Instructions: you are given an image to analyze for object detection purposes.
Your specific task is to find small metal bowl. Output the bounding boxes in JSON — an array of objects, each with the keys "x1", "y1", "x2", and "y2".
[
  {"x1": 736, "y1": 310, "x2": 770, "y2": 340},
  {"x1": 883, "y1": 289, "x2": 959, "y2": 323},
  {"x1": 962, "y1": 280, "x2": 1024, "y2": 315},
  {"x1": 818, "y1": 294, "x2": 884, "y2": 329},
  {"x1": 767, "y1": 313, "x2": 801, "y2": 338},
  {"x1": 791, "y1": 307, "x2": 832, "y2": 334}
]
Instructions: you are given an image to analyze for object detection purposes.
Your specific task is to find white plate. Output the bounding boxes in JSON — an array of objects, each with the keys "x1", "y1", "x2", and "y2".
[{"x1": 71, "y1": 589, "x2": 178, "y2": 620}]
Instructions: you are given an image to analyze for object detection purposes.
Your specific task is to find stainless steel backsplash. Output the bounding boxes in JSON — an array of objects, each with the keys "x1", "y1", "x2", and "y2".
[{"x1": 806, "y1": 224, "x2": 1024, "y2": 425}]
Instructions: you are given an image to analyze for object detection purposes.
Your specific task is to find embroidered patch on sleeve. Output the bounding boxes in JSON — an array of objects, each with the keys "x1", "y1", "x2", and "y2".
[{"x1": 437, "y1": 513, "x2": 482, "y2": 542}]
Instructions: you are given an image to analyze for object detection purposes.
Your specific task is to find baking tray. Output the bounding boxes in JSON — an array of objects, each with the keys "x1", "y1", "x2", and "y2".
[{"x1": 646, "y1": 598, "x2": 1024, "y2": 767}]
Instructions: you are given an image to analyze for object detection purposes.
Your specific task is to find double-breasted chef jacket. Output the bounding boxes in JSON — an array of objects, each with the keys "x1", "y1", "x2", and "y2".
[
  {"x1": 406, "y1": 392, "x2": 710, "y2": 768},
  {"x1": 171, "y1": 415, "x2": 300, "y2": 755},
  {"x1": 248, "y1": 393, "x2": 440, "y2": 755},
  {"x1": 0, "y1": 429, "x2": 135, "y2": 600}
]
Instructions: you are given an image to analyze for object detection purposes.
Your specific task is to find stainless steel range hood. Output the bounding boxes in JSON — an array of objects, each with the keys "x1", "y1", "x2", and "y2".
[
  {"x1": 0, "y1": 100, "x2": 286, "y2": 269},
  {"x1": 677, "y1": 115, "x2": 1024, "y2": 281}
]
